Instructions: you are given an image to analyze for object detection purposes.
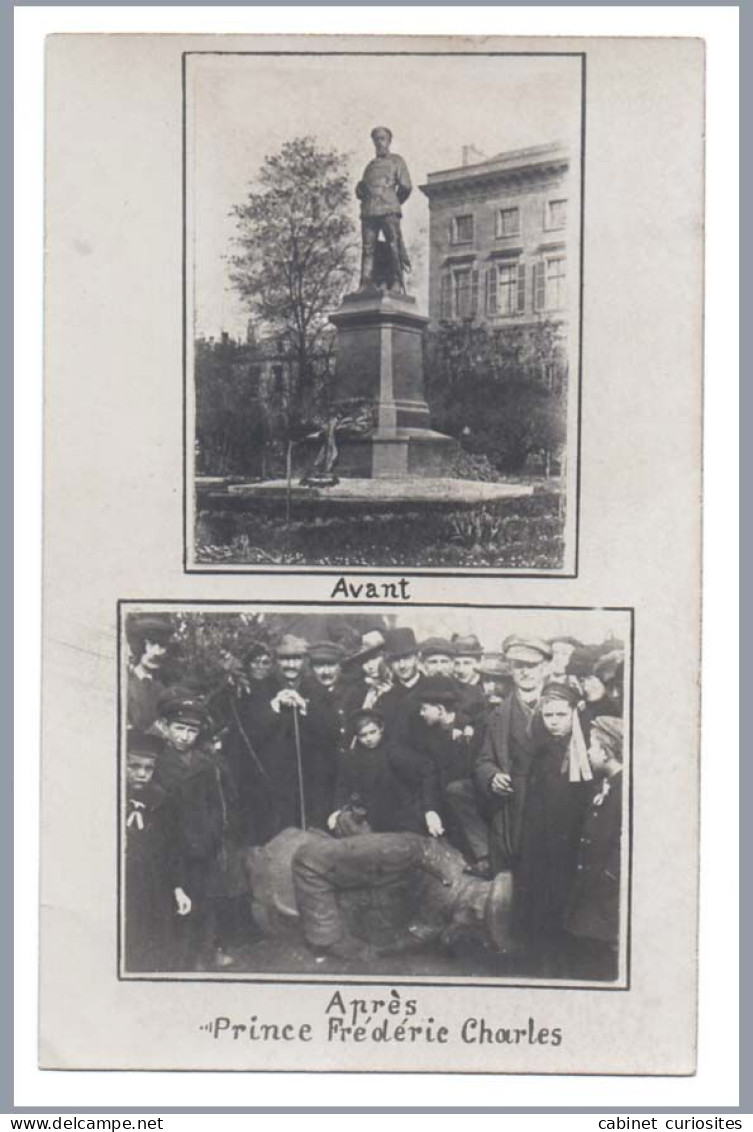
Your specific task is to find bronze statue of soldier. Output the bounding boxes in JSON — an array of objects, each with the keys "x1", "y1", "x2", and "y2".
[{"x1": 356, "y1": 126, "x2": 412, "y2": 294}]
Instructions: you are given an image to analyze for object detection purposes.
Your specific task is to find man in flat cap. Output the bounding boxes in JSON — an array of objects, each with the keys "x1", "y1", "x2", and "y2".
[
  {"x1": 356, "y1": 126, "x2": 412, "y2": 293},
  {"x1": 126, "y1": 615, "x2": 175, "y2": 733},
  {"x1": 306, "y1": 640, "x2": 353, "y2": 753},
  {"x1": 444, "y1": 638, "x2": 552, "y2": 879},
  {"x1": 451, "y1": 634, "x2": 488, "y2": 728},
  {"x1": 419, "y1": 638, "x2": 455, "y2": 679}
]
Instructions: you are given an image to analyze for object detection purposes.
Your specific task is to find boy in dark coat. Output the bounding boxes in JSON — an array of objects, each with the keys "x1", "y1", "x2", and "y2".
[
  {"x1": 328, "y1": 708, "x2": 438, "y2": 837},
  {"x1": 123, "y1": 731, "x2": 190, "y2": 972},
  {"x1": 564, "y1": 716, "x2": 624, "y2": 981},
  {"x1": 153, "y1": 689, "x2": 240, "y2": 972}
]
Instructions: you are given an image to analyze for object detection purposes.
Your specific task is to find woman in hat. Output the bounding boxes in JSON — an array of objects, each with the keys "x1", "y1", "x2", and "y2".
[
  {"x1": 563, "y1": 716, "x2": 624, "y2": 980},
  {"x1": 514, "y1": 682, "x2": 593, "y2": 973},
  {"x1": 126, "y1": 615, "x2": 174, "y2": 733}
]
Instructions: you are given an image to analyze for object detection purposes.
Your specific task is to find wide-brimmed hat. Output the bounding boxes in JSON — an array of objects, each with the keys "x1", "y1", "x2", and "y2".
[
  {"x1": 127, "y1": 615, "x2": 173, "y2": 646},
  {"x1": 567, "y1": 645, "x2": 598, "y2": 679},
  {"x1": 591, "y1": 715, "x2": 624, "y2": 758},
  {"x1": 417, "y1": 676, "x2": 457, "y2": 709},
  {"x1": 451, "y1": 634, "x2": 483, "y2": 658},
  {"x1": 344, "y1": 630, "x2": 386, "y2": 667},
  {"x1": 419, "y1": 637, "x2": 455, "y2": 659},
  {"x1": 307, "y1": 640, "x2": 347, "y2": 665},
  {"x1": 274, "y1": 634, "x2": 309, "y2": 659},
  {"x1": 594, "y1": 650, "x2": 624, "y2": 686},
  {"x1": 241, "y1": 640, "x2": 274, "y2": 665},
  {"x1": 384, "y1": 627, "x2": 419, "y2": 660},
  {"x1": 503, "y1": 636, "x2": 553, "y2": 663}
]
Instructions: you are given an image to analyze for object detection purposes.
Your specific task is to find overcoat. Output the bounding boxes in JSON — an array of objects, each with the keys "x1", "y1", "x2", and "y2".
[
  {"x1": 124, "y1": 781, "x2": 181, "y2": 972},
  {"x1": 154, "y1": 744, "x2": 241, "y2": 899},
  {"x1": 565, "y1": 773, "x2": 623, "y2": 945},
  {"x1": 514, "y1": 733, "x2": 592, "y2": 941},
  {"x1": 243, "y1": 674, "x2": 339, "y2": 837},
  {"x1": 474, "y1": 694, "x2": 546, "y2": 869}
]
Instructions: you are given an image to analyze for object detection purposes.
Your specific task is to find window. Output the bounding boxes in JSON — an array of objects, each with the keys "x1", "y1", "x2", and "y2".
[
  {"x1": 440, "y1": 266, "x2": 478, "y2": 320},
  {"x1": 451, "y1": 214, "x2": 474, "y2": 244},
  {"x1": 533, "y1": 257, "x2": 567, "y2": 312},
  {"x1": 453, "y1": 268, "x2": 474, "y2": 318},
  {"x1": 496, "y1": 207, "x2": 520, "y2": 238},
  {"x1": 486, "y1": 261, "x2": 525, "y2": 317},
  {"x1": 546, "y1": 199, "x2": 567, "y2": 229},
  {"x1": 545, "y1": 256, "x2": 567, "y2": 310}
]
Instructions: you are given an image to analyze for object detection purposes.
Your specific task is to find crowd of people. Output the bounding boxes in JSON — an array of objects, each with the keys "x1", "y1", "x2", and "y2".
[{"x1": 124, "y1": 614, "x2": 626, "y2": 980}]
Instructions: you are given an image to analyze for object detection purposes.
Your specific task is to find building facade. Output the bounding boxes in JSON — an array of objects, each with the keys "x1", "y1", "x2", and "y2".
[{"x1": 419, "y1": 142, "x2": 570, "y2": 330}]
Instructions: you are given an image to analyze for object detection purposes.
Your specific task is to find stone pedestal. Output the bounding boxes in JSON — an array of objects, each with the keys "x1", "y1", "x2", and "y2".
[{"x1": 329, "y1": 288, "x2": 458, "y2": 479}]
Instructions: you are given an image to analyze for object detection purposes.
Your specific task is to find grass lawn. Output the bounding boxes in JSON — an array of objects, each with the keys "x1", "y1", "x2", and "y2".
[{"x1": 195, "y1": 488, "x2": 565, "y2": 569}]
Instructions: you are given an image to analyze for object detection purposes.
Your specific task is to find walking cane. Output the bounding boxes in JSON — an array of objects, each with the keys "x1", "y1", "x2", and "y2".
[{"x1": 291, "y1": 703, "x2": 307, "y2": 831}]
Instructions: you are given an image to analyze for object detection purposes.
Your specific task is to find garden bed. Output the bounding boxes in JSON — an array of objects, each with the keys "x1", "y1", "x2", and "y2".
[{"x1": 195, "y1": 489, "x2": 566, "y2": 570}]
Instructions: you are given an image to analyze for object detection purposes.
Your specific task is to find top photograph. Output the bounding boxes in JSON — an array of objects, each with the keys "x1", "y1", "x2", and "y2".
[{"x1": 184, "y1": 49, "x2": 584, "y2": 574}]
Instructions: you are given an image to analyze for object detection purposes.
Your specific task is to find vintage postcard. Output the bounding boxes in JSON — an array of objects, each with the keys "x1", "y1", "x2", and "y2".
[{"x1": 41, "y1": 34, "x2": 703, "y2": 1076}]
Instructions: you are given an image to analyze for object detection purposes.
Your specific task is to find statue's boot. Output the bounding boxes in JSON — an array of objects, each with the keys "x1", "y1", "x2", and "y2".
[{"x1": 359, "y1": 250, "x2": 375, "y2": 289}]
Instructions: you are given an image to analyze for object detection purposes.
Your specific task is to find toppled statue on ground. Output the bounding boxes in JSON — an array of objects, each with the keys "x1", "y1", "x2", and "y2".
[{"x1": 243, "y1": 828, "x2": 515, "y2": 962}]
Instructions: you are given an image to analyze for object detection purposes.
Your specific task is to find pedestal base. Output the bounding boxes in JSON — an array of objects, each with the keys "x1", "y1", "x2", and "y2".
[
  {"x1": 333, "y1": 428, "x2": 460, "y2": 479},
  {"x1": 329, "y1": 290, "x2": 457, "y2": 479}
]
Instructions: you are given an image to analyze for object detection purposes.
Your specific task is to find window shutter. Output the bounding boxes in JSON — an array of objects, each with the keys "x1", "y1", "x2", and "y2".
[
  {"x1": 534, "y1": 261, "x2": 546, "y2": 312},
  {"x1": 517, "y1": 262, "x2": 526, "y2": 312},
  {"x1": 470, "y1": 269, "x2": 479, "y2": 317},
  {"x1": 486, "y1": 267, "x2": 498, "y2": 316},
  {"x1": 440, "y1": 273, "x2": 451, "y2": 320}
]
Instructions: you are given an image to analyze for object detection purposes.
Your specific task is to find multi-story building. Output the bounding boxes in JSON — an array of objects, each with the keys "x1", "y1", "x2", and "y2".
[{"x1": 419, "y1": 142, "x2": 571, "y2": 329}]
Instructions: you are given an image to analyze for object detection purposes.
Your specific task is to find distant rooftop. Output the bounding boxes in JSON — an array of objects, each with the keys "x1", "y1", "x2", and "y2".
[{"x1": 420, "y1": 142, "x2": 569, "y2": 194}]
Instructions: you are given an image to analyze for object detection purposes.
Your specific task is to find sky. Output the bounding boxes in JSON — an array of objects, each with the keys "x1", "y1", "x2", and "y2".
[{"x1": 187, "y1": 52, "x2": 582, "y2": 339}]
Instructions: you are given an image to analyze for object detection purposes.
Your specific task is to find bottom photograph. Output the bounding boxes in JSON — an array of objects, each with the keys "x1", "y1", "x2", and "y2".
[{"x1": 120, "y1": 602, "x2": 632, "y2": 988}]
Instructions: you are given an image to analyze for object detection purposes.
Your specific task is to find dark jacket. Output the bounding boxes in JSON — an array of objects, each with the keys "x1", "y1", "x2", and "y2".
[
  {"x1": 154, "y1": 745, "x2": 239, "y2": 898},
  {"x1": 245, "y1": 674, "x2": 339, "y2": 836},
  {"x1": 565, "y1": 773, "x2": 623, "y2": 944},
  {"x1": 515, "y1": 734, "x2": 592, "y2": 940},
  {"x1": 452, "y1": 679, "x2": 488, "y2": 728},
  {"x1": 474, "y1": 694, "x2": 545, "y2": 867},
  {"x1": 333, "y1": 737, "x2": 431, "y2": 834},
  {"x1": 123, "y1": 781, "x2": 181, "y2": 972},
  {"x1": 127, "y1": 670, "x2": 165, "y2": 732}
]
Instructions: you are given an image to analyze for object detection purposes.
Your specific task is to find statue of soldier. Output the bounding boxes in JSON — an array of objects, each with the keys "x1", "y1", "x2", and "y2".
[{"x1": 356, "y1": 126, "x2": 412, "y2": 294}]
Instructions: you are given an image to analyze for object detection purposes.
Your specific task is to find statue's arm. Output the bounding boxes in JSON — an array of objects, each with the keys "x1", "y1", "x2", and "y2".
[{"x1": 396, "y1": 156, "x2": 412, "y2": 204}]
